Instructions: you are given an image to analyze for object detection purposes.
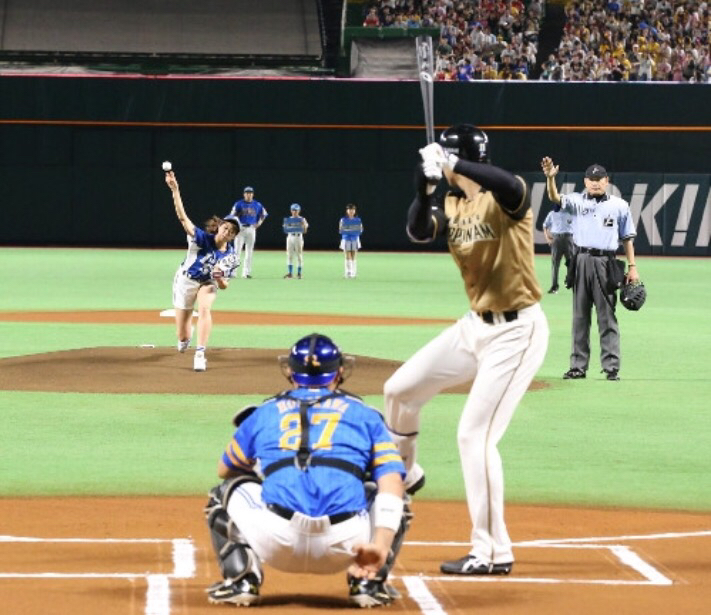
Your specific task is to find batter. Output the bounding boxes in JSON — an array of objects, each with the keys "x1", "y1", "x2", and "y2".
[{"x1": 384, "y1": 124, "x2": 549, "y2": 575}]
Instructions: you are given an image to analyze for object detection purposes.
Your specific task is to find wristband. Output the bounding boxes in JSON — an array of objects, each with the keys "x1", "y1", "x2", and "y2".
[{"x1": 372, "y1": 492, "x2": 404, "y2": 532}]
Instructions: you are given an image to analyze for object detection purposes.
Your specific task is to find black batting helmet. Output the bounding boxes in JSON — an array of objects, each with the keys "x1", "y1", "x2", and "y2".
[
  {"x1": 439, "y1": 124, "x2": 489, "y2": 163},
  {"x1": 620, "y1": 281, "x2": 647, "y2": 311}
]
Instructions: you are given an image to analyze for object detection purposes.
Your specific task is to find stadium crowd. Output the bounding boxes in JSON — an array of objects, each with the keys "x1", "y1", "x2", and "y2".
[{"x1": 360, "y1": 0, "x2": 710, "y2": 82}]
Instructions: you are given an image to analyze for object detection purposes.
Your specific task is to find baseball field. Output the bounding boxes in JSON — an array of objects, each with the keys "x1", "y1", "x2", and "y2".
[{"x1": 1, "y1": 247, "x2": 709, "y2": 614}]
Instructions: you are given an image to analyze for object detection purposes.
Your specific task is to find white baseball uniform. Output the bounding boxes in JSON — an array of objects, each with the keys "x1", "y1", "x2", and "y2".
[{"x1": 385, "y1": 172, "x2": 549, "y2": 567}]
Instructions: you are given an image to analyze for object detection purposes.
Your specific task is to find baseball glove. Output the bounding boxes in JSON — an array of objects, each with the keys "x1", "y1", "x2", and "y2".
[{"x1": 620, "y1": 281, "x2": 647, "y2": 311}]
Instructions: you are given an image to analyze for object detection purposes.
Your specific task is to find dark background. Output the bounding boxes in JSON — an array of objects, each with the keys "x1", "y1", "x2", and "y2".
[{"x1": 1, "y1": 76, "x2": 709, "y2": 254}]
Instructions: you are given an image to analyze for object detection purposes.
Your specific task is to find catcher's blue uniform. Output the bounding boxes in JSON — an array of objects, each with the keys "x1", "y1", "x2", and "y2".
[{"x1": 222, "y1": 387, "x2": 405, "y2": 517}]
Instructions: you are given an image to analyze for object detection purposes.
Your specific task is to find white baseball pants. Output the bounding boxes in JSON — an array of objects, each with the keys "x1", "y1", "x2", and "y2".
[
  {"x1": 384, "y1": 303, "x2": 549, "y2": 564},
  {"x1": 226, "y1": 481, "x2": 371, "y2": 574},
  {"x1": 235, "y1": 227, "x2": 257, "y2": 277}
]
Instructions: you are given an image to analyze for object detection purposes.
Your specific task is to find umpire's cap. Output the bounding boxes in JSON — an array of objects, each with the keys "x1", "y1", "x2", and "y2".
[
  {"x1": 439, "y1": 124, "x2": 489, "y2": 163},
  {"x1": 288, "y1": 333, "x2": 343, "y2": 387},
  {"x1": 585, "y1": 164, "x2": 608, "y2": 180}
]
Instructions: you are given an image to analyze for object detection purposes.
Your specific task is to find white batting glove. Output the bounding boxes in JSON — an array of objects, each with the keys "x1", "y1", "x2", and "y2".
[
  {"x1": 442, "y1": 151, "x2": 459, "y2": 170},
  {"x1": 419, "y1": 142, "x2": 446, "y2": 165},
  {"x1": 421, "y1": 159, "x2": 441, "y2": 182}
]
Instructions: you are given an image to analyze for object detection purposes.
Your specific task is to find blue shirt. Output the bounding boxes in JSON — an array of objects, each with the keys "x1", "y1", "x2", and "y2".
[
  {"x1": 221, "y1": 387, "x2": 405, "y2": 517},
  {"x1": 543, "y1": 210, "x2": 574, "y2": 235},
  {"x1": 283, "y1": 216, "x2": 307, "y2": 234},
  {"x1": 230, "y1": 199, "x2": 268, "y2": 227},
  {"x1": 339, "y1": 216, "x2": 363, "y2": 240},
  {"x1": 556, "y1": 192, "x2": 635, "y2": 251},
  {"x1": 180, "y1": 228, "x2": 238, "y2": 283}
]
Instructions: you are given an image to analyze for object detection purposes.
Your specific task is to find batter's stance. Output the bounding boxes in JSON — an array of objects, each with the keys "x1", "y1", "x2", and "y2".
[
  {"x1": 384, "y1": 125, "x2": 549, "y2": 575},
  {"x1": 205, "y1": 334, "x2": 408, "y2": 608},
  {"x1": 228, "y1": 186, "x2": 268, "y2": 278}
]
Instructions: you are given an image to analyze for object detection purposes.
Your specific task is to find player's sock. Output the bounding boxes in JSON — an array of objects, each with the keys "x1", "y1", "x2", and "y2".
[
  {"x1": 287, "y1": 265, "x2": 293, "y2": 275},
  {"x1": 297, "y1": 267, "x2": 302, "y2": 276},
  {"x1": 196, "y1": 345, "x2": 206, "y2": 353}
]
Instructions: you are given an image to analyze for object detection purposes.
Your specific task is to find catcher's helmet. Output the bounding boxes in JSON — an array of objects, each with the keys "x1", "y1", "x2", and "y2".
[
  {"x1": 620, "y1": 281, "x2": 647, "y2": 311},
  {"x1": 287, "y1": 333, "x2": 343, "y2": 386},
  {"x1": 439, "y1": 124, "x2": 489, "y2": 163}
]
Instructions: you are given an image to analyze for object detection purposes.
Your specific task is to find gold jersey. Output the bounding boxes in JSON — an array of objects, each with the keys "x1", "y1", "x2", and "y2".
[{"x1": 443, "y1": 182, "x2": 542, "y2": 313}]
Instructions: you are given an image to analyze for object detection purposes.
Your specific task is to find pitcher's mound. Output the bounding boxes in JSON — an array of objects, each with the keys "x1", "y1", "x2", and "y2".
[{"x1": 0, "y1": 347, "x2": 546, "y2": 395}]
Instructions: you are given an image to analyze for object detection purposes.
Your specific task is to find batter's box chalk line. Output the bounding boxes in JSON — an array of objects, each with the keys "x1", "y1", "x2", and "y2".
[{"x1": 402, "y1": 529, "x2": 711, "y2": 588}]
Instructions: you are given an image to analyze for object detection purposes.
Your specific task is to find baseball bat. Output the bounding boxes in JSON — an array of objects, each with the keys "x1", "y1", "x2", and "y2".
[{"x1": 415, "y1": 35, "x2": 435, "y2": 144}]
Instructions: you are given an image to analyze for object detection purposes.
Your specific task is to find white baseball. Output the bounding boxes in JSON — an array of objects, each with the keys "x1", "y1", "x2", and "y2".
[{"x1": 162, "y1": 161, "x2": 172, "y2": 172}]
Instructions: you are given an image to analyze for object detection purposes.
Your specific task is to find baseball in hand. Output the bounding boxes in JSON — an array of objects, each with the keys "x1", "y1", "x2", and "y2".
[{"x1": 162, "y1": 161, "x2": 172, "y2": 172}]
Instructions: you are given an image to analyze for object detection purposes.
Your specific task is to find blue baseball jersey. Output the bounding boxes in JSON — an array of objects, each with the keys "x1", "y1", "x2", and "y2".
[
  {"x1": 283, "y1": 216, "x2": 307, "y2": 234},
  {"x1": 543, "y1": 209, "x2": 574, "y2": 234},
  {"x1": 230, "y1": 199, "x2": 268, "y2": 226},
  {"x1": 221, "y1": 387, "x2": 405, "y2": 517},
  {"x1": 180, "y1": 228, "x2": 238, "y2": 283},
  {"x1": 556, "y1": 192, "x2": 635, "y2": 251},
  {"x1": 339, "y1": 216, "x2": 363, "y2": 240}
]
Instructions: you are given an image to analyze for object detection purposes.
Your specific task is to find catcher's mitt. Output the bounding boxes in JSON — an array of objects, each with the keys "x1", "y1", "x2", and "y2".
[{"x1": 620, "y1": 281, "x2": 647, "y2": 311}]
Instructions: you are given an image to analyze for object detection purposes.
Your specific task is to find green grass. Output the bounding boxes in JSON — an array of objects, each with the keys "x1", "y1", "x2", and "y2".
[{"x1": 0, "y1": 248, "x2": 709, "y2": 510}]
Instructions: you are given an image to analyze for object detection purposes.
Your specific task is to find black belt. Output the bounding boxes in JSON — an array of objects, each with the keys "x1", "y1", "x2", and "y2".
[
  {"x1": 288, "y1": 233, "x2": 302, "y2": 236},
  {"x1": 554, "y1": 232, "x2": 573, "y2": 236},
  {"x1": 267, "y1": 503, "x2": 358, "y2": 525},
  {"x1": 478, "y1": 310, "x2": 518, "y2": 325},
  {"x1": 578, "y1": 247, "x2": 615, "y2": 257}
]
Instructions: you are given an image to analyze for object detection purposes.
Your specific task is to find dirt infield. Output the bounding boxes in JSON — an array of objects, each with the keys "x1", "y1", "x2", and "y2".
[
  {"x1": 1, "y1": 310, "x2": 709, "y2": 614},
  {"x1": 1, "y1": 498, "x2": 709, "y2": 615}
]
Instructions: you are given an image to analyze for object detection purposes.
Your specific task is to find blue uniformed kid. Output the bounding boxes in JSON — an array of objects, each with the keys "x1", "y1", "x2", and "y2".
[
  {"x1": 339, "y1": 204, "x2": 363, "y2": 278},
  {"x1": 282, "y1": 203, "x2": 309, "y2": 279}
]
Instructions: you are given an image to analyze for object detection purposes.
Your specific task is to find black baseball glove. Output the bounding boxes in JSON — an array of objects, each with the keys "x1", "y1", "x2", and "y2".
[{"x1": 620, "y1": 281, "x2": 647, "y2": 311}]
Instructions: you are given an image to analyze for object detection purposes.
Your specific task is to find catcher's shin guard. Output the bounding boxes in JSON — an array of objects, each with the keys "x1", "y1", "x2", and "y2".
[{"x1": 205, "y1": 475, "x2": 263, "y2": 584}]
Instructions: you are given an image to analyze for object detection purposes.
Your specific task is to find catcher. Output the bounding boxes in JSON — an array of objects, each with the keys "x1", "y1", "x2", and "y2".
[{"x1": 204, "y1": 334, "x2": 409, "y2": 608}]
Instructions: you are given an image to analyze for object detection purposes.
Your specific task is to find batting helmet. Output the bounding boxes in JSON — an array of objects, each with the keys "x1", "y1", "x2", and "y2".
[
  {"x1": 439, "y1": 124, "x2": 489, "y2": 163},
  {"x1": 287, "y1": 333, "x2": 343, "y2": 386},
  {"x1": 290, "y1": 203, "x2": 301, "y2": 212},
  {"x1": 620, "y1": 281, "x2": 647, "y2": 311}
]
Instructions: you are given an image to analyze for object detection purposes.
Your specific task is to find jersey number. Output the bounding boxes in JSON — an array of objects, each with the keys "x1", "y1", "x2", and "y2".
[{"x1": 278, "y1": 412, "x2": 341, "y2": 451}]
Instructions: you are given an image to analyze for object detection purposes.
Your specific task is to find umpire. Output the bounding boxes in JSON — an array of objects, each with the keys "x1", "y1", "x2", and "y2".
[
  {"x1": 542, "y1": 208, "x2": 576, "y2": 293},
  {"x1": 541, "y1": 157, "x2": 639, "y2": 381}
]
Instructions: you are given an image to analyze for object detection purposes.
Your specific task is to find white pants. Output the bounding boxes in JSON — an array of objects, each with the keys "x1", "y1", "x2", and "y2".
[
  {"x1": 384, "y1": 304, "x2": 549, "y2": 564},
  {"x1": 172, "y1": 269, "x2": 215, "y2": 310},
  {"x1": 227, "y1": 482, "x2": 371, "y2": 574},
  {"x1": 235, "y1": 227, "x2": 257, "y2": 276},
  {"x1": 286, "y1": 234, "x2": 304, "y2": 267}
]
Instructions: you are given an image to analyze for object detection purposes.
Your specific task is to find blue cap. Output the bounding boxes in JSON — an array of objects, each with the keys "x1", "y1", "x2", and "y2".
[
  {"x1": 243, "y1": 186, "x2": 254, "y2": 193},
  {"x1": 223, "y1": 215, "x2": 240, "y2": 228},
  {"x1": 290, "y1": 203, "x2": 301, "y2": 211}
]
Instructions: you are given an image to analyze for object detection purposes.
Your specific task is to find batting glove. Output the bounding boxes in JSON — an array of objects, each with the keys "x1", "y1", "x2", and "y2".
[
  {"x1": 442, "y1": 151, "x2": 459, "y2": 170},
  {"x1": 422, "y1": 159, "x2": 442, "y2": 182},
  {"x1": 419, "y1": 143, "x2": 446, "y2": 165}
]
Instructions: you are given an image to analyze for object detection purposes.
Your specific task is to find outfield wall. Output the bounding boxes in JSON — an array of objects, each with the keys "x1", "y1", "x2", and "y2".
[{"x1": 0, "y1": 75, "x2": 709, "y2": 255}]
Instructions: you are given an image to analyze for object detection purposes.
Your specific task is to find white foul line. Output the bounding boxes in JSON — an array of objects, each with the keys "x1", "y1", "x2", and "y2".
[
  {"x1": 145, "y1": 574, "x2": 171, "y2": 615},
  {"x1": 402, "y1": 576, "x2": 447, "y2": 614}
]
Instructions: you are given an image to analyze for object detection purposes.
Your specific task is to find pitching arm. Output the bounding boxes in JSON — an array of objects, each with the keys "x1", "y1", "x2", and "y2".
[{"x1": 165, "y1": 171, "x2": 196, "y2": 237}]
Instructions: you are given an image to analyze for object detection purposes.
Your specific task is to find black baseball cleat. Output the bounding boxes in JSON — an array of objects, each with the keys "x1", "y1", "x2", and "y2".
[
  {"x1": 440, "y1": 555, "x2": 513, "y2": 576},
  {"x1": 547, "y1": 287, "x2": 559, "y2": 294},
  {"x1": 604, "y1": 369, "x2": 620, "y2": 381},
  {"x1": 563, "y1": 368, "x2": 586, "y2": 379},
  {"x1": 207, "y1": 574, "x2": 260, "y2": 606},
  {"x1": 347, "y1": 576, "x2": 394, "y2": 608}
]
